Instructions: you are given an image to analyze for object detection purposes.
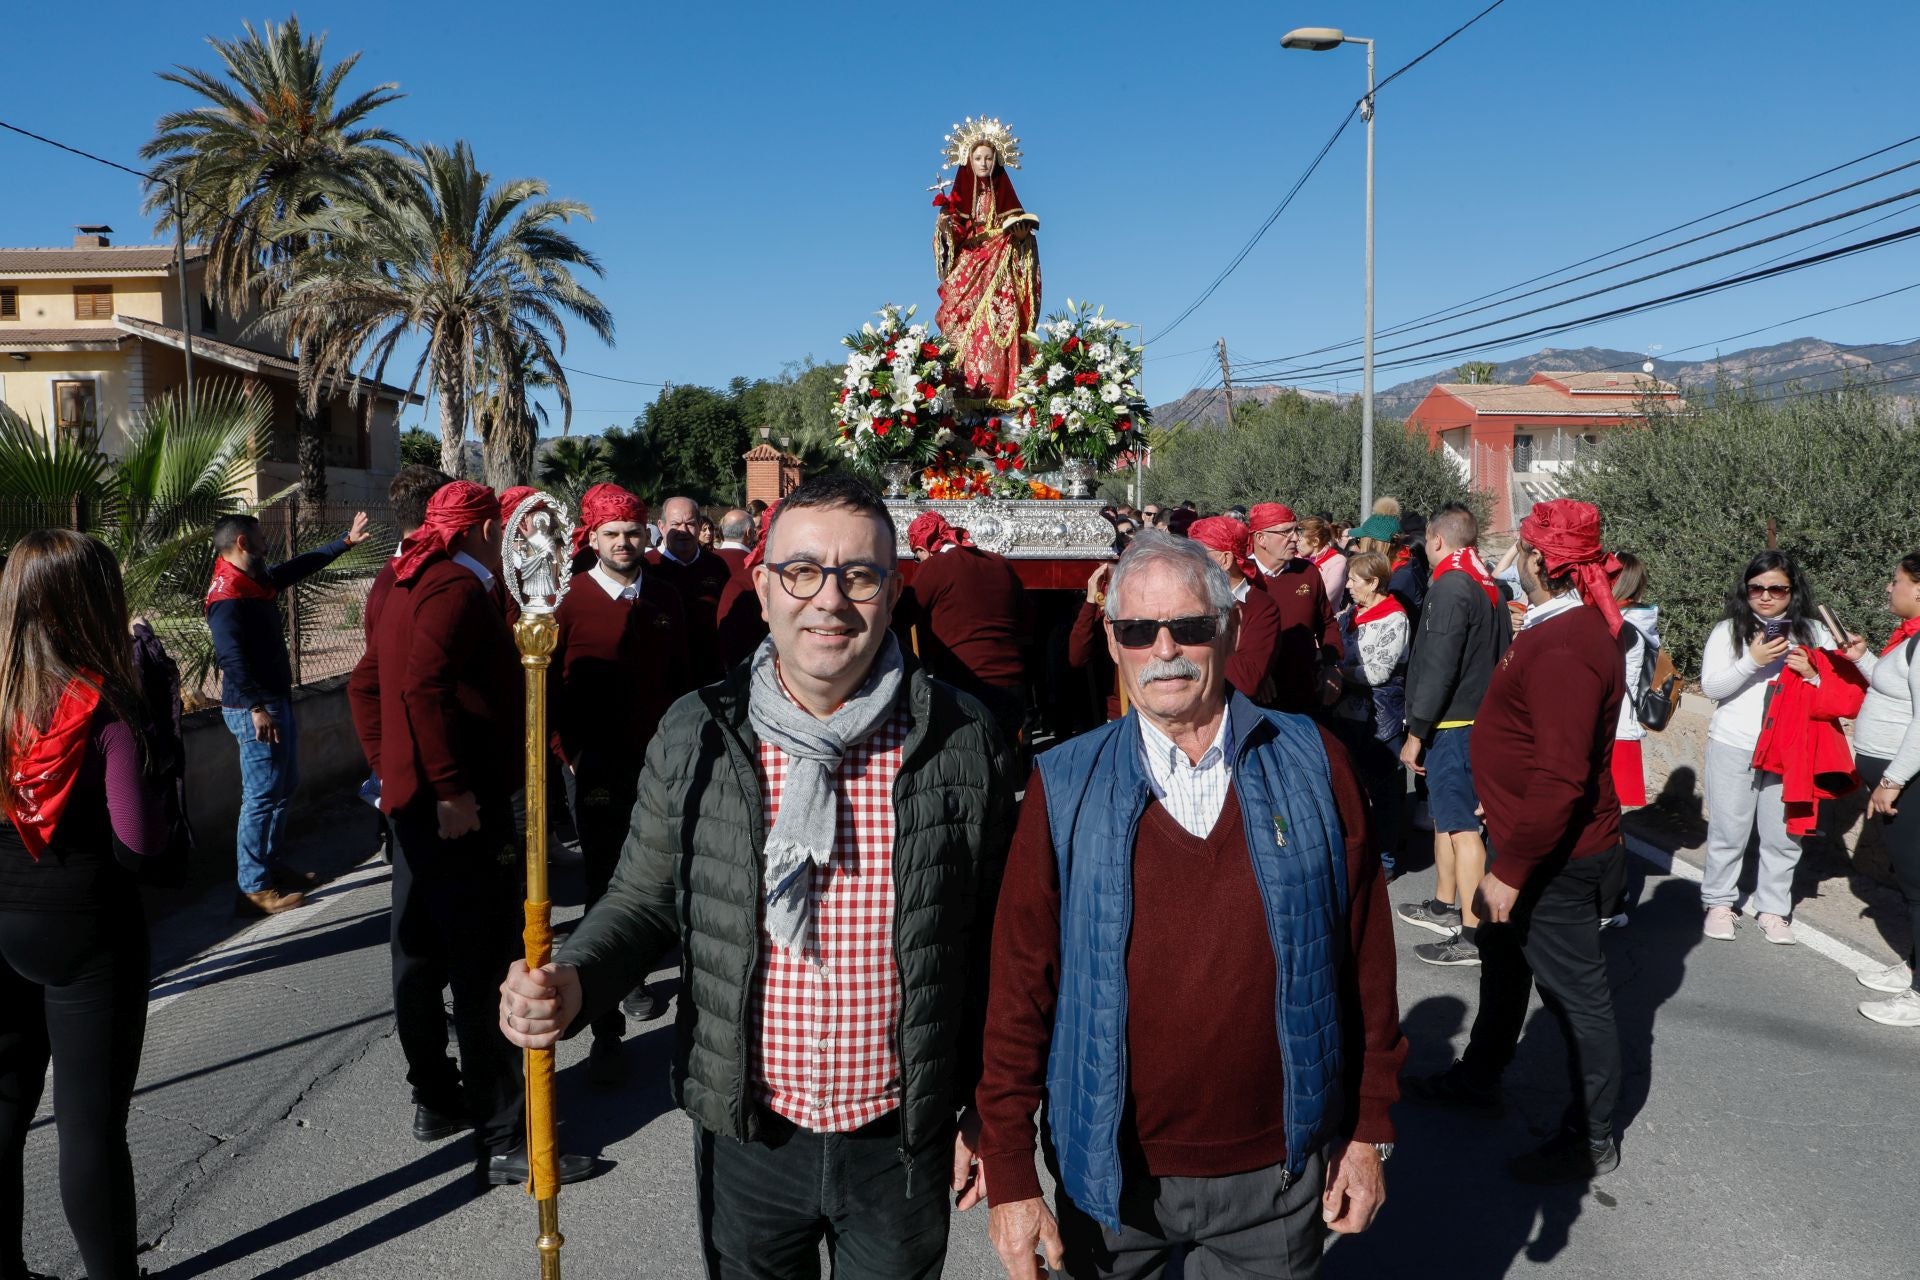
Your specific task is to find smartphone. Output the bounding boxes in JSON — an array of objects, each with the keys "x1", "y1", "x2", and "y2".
[
  {"x1": 1762, "y1": 617, "x2": 1790, "y2": 641},
  {"x1": 1817, "y1": 605, "x2": 1846, "y2": 647}
]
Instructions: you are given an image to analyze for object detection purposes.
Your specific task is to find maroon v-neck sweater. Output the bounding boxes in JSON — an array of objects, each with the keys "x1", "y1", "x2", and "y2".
[{"x1": 978, "y1": 728, "x2": 1405, "y2": 1204}]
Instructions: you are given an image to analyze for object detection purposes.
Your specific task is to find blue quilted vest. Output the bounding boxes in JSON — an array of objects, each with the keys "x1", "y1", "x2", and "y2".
[{"x1": 1036, "y1": 692, "x2": 1350, "y2": 1230}]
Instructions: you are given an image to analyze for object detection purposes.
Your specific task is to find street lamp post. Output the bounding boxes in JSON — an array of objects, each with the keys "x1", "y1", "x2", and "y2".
[{"x1": 1281, "y1": 26, "x2": 1375, "y2": 517}]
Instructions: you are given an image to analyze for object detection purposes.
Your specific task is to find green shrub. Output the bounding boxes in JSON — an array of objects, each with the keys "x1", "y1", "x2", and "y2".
[
  {"x1": 1144, "y1": 393, "x2": 1477, "y2": 523},
  {"x1": 1564, "y1": 385, "x2": 1920, "y2": 674}
]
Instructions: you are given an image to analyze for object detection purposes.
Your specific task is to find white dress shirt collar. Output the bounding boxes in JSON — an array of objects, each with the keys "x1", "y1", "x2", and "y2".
[
  {"x1": 450, "y1": 550, "x2": 495, "y2": 590},
  {"x1": 1523, "y1": 591, "x2": 1583, "y2": 630},
  {"x1": 589, "y1": 562, "x2": 644, "y2": 601},
  {"x1": 1137, "y1": 711, "x2": 1236, "y2": 839}
]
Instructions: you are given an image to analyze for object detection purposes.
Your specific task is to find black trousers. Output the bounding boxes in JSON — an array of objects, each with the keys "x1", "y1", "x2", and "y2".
[
  {"x1": 1462, "y1": 844, "x2": 1626, "y2": 1148},
  {"x1": 695, "y1": 1109, "x2": 951, "y2": 1280},
  {"x1": 568, "y1": 752, "x2": 645, "y2": 1041},
  {"x1": 0, "y1": 898, "x2": 149, "y2": 1280},
  {"x1": 1859, "y1": 755, "x2": 1920, "y2": 986},
  {"x1": 390, "y1": 795, "x2": 526, "y2": 1154}
]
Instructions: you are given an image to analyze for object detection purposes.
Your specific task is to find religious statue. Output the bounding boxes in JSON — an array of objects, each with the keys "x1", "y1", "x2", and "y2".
[
  {"x1": 511, "y1": 507, "x2": 564, "y2": 612},
  {"x1": 933, "y1": 116, "x2": 1042, "y2": 403}
]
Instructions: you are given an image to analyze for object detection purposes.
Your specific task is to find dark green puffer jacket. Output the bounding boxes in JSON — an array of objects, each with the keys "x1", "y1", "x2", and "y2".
[{"x1": 556, "y1": 662, "x2": 1017, "y2": 1160}]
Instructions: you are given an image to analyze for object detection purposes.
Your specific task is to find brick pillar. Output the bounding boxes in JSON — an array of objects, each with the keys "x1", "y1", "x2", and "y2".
[{"x1": 743, "y1": 442, "x2": 784, "y2": 507}]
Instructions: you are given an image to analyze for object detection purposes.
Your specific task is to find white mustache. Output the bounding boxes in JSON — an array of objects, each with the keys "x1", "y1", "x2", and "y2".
[{"x1": 1140, "y1": 657, "x2": 1203, "y2": 684}]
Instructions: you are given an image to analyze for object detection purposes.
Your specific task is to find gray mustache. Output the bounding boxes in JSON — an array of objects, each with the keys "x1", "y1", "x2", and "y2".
[{"x1": 1140, "y1": 657, "x2": 1203, "y2": 684}]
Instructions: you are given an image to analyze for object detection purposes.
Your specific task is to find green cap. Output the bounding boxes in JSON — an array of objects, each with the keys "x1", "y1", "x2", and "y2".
[{"x1": 1351, "y1": 513, "x2": 1402, "y2": 542}]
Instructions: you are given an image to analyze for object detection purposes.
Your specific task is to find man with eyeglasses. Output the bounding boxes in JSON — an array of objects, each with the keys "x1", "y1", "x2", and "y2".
[
  {"x1": 1248, "y1": 502, "x2": 1344, "y2": 715},
  {"x1": 499, "y1": 473, "x2": 1018, "y2": 1277},
  {"x1": 652, "y1": 494, "x2": 735, "y2": 684},
  {"x1": 979, "y1": 529, "x2": 1404, "y2": 1280}
]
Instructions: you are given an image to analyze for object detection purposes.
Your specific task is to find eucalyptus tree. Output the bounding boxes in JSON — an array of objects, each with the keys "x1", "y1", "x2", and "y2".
[
  {"x1": 140, "y1": 15, "x2": 410, "y2": 502},
  {"x1": 272, "y1": 141, "x2": 613, "y2": 479}
]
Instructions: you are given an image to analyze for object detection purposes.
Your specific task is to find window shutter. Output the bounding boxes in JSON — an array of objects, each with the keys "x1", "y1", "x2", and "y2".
[
  {"x1": 73, "y1": 285, "x2": 112, "y2": 320},
  {"x1": 0, "y1": 288, "x2": 17, "y2": 319}
]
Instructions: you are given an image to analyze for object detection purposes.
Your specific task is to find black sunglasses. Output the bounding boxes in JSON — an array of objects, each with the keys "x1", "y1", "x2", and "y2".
[
  {"x1": 1109, "y1": 614, "x2": 1222, "y2": 649},
  {"x1": 1746, "y1": 583, "x2": 1791, "y2": 600},
  {"x1": 768, "y1": 559, "x2": 890, "y2": 602}
]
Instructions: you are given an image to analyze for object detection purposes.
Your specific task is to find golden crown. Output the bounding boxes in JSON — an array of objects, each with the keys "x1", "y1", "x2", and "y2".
[{"x1": 941, "y1": 116, "x2": 1023, "y2": 171}]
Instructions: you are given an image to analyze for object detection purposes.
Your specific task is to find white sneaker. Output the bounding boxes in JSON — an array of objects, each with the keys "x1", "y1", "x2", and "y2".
[
  {"x1": 1703, "y1": 905, "x2": 1736, "y2": 941},
  {"x1": 1857, "y1": 961, "x2": 1915, "y2": 993},
  {"x1": 1755, "y1": 912, "x2": 1796, "y2": 945},
  {"x1": 1859, "y1": 988, "x2": 1920, "y2": 1027}
]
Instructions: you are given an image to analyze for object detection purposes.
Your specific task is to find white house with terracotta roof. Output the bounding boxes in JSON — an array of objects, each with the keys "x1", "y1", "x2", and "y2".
[
  {"x1": 1407, "y1": 370, "x2": 1684, "y2": 529},
  {"x1": 0, "y1": 226, "x2": 414, "y2": 504}
]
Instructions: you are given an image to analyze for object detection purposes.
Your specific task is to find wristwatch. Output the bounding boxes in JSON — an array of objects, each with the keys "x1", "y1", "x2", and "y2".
[{"x1": 1371, "y1": 1142, "x2": 1394, "y2": 1163}]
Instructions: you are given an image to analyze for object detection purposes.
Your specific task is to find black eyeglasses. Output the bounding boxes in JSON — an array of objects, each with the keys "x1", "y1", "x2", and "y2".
[
  {"x1": 1746, "y1": 583, "x2": 1791, "y2": 600},
  {"x1": 1109, "y1": 614, "x2": 1223, "y2": 649},
  {"x1": 768, "y1": 559, "x2": 890, "y2": 603}
]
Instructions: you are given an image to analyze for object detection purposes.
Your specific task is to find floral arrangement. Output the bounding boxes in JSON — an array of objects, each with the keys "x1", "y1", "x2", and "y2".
[
  {"x1": 1008, "y1": 299, "x2": 1147, "y2": 470},
  {"x1": 921, "y1": 464, "x2": 1064, "y2": 501},
  {"x1": 835, "y1": 304, "x2": 962, "y2": 475}
]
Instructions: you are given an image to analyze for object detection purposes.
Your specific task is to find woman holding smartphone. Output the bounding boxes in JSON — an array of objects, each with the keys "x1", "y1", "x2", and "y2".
[
  {"x1": 1844, "y1": 552, "x2": 1920, "y2": 1026},
  {"x1": 1698, "y1": 551, "x2": 1834, "y2": 944}
]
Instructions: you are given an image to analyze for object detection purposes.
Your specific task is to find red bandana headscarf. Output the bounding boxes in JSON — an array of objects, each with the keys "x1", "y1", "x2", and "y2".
[
  {"x1": 1431, "y1": 546, "x2": 1499, "y2": 607},
  {"x1": 498, "y1": 486, "x2": 539, "y2": 525},
  {"x1": 1248, "y1": 502, "x2": 1297, "y2": 534},
  {"x1": 908, "y1": 512, "x2": 974, "y2": 556},
  {"x1": 744, "y1": 502, "x2": 779, "y2": 572},
  {"x1": 1519, "y1": 498, "x2": 1624, "y2": 636},
  {"x1": 1188, "y1": 516, "x2": 1257, "y2": 580},
  {"x1": 394, "y1": 481, "x2": 500, "y2": 585},
  {"x1": 204, "y1": 556, "x2": 277, "y2": 613},
  {"x1": 4, "y1": 674, "x2": 103, "y2": 860},
  {"x1": 571, "y1": 483, "x2": 650, "y2": 558}
]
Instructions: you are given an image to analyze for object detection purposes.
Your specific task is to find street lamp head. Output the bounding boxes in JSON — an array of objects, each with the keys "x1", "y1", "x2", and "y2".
[{"x1": 1281, "y1": 26, "x2": 1346, "y2": 51}]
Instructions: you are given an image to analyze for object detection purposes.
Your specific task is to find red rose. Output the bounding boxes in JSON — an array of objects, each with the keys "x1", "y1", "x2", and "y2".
[
  {"x1": 994, "y1": 458, "x2": 1011, "y2": 472},
  {"x1": 1116, "y1": 419, "x2": 1129, "y2": 431},
  {"x1": 1051, "y1": 415, "x2": 1066, "y2": 430},
  {"x1": 868, "y1": 387, "x2": 883, "y2": 399},
  {"x1": 921, "y1": 342, "x2": 941, "y2": 358},
  {"x1": 988, "y1": 416, "x2": 1002, "y2": 429},
  {"x1": 875, "y1": 420, "x2": 892, "y2": 436},
  {"x1": 1063, "y1": 336, "x2": 1082, "y2": 353}
]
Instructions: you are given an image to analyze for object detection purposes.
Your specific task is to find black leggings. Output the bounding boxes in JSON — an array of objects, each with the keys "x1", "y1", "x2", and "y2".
[
  {"x1": 1858, "y1": 755, "x2": 1920, "y2": 987},
  {"x1": 0, "y1": 901, "x2": 150, "y2": 1280}
]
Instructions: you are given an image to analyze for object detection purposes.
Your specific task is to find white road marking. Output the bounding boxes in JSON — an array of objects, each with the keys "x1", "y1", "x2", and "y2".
[{"x1": 1622, "y1": 832, "x2": 1889, "y2": 977}]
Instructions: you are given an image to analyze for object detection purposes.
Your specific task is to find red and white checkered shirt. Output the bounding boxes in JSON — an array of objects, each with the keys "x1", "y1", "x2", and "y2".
[{"x1": 750, "y1": 701, "x2": 908, "y2": 1133}]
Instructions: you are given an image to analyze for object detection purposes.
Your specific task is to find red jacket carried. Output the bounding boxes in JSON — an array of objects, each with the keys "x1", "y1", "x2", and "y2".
[{"x1": 1752, "y1": 648, "x2": 1866, "y2": 836}]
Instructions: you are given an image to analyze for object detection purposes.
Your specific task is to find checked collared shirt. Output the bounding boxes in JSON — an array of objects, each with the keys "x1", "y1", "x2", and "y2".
[
  {"x1": 750, "y1": 701, "x2": 909, "y2": 1133},
  {"x1": 1138, "y1": 711, "x2": 1236, "y2": 838}
]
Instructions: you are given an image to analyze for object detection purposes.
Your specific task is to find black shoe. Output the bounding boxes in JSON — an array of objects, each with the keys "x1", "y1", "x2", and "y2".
[
  {"x1": 621, "y1": 984, "x2": 662, "y2": 1021},
  {"x1": 1508, "y1": 1133, "x2": 1619, "y2": 1184},
  {"x1": 1413, "y1": 932, "x2": 1482, "y2": 967},
  {"x1": 587, "y1": 1035, "x2": 626, "y2": 1087},
  {"x1": 413, "y1": 1102, "x2": 472, "y2": 1142},
  {"x1": 482, "y1": 1148, "x2": 599, "y2": 1187},
  {"x1": 1401, "y1": 1061, "x2": 1502, "y2": 1111}
]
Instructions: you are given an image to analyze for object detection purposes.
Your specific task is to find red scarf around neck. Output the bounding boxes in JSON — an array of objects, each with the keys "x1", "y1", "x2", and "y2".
[
  {"x1": 1355, "y1": 595, "x2": 1408, "y2": 627},
  {"x1": 1310, "y1": 545, "x2": 1341, "y2": 569},
  {"x1": 5, "y1": 675, "x2": 103, "y2": 861},
  {"x1": 1430, "y1": 546, "x2": 1498, "y2": 606},
  {"x1": 205, "y1": 556, "x2": 277, "y2": 613},
  {"x1": 1883, "y1": 615, "x2": 1920, "y2": 657}
]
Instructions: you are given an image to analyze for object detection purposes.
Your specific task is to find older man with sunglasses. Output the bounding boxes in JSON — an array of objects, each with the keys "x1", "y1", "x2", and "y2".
[
  {"x1": 499, "y1": 473, "x2": 1017, "y2": 1278},
  {"x1": 979, "y1": 530, "x2": 1405, "y2": 1279}
]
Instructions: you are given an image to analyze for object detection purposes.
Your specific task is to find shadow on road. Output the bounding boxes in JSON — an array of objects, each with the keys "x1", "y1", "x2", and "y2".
[{"x1": 1331, "y1": 868, "x2": 1704, "y2": 1276}]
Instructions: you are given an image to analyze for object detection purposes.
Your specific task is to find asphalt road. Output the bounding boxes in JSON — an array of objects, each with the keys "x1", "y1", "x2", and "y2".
[{"x1": 19, "y1": 805, "x2": 1920, "y2": 1279}]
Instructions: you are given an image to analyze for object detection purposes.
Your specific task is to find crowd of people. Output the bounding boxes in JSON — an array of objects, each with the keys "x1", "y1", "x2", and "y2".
[{"x1": 0, "y1": 466, "x2": 1915, "y2": 1279}]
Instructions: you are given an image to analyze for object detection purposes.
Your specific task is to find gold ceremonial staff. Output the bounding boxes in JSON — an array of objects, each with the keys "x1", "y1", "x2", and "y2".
[{"x1": 504, "y1": 491, "x2": 573, "y2": 1279}]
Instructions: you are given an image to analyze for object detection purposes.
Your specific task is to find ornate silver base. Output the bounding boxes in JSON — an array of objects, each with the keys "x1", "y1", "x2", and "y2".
[{"x1": 886, "y1": 498, "x2": 1116, "y2": 560}]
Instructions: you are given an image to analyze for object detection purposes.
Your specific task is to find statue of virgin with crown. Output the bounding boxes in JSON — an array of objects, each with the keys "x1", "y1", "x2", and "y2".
[{"x1": 932, "y1": 117, "x2": 1041, "y2": 403}]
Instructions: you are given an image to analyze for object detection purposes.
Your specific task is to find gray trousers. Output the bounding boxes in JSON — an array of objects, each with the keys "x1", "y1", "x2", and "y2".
[
  {"x1": 1054, "y1": 1150, "x2": 1326, "y2": 1280},
  {"x1": 1702, "y1": 738, "x2": 1802, "y2": 918}
]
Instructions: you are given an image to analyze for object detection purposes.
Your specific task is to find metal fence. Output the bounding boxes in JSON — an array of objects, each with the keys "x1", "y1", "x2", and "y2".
[{"x1": 0, "y1": 497, "x2": 395, "y2": 711}]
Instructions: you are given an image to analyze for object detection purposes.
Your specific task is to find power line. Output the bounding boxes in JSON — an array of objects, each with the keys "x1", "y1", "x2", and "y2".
[
  {"x1": 1248, "y1": 130, "x2": 1920, "y2": 368},
  {"x1": 1148, "y1": 0, "x2": 1512, "y2": 346},
  {"x1": 557, "y1": 365, "x2": 666, "y2": 387}
]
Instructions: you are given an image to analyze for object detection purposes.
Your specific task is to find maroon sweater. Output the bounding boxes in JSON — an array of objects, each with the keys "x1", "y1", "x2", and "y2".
[
  {"x1": 550, "y1": 572, "x2": 691, "y2": 765},
  {"x1": 1473, "y1": 602, "x2": 1628, "y2": 890},
  {"x1": 1066, "y1": 601, "x2": 1122, "y2": 721},
  {"x1": 901, "y1": 546, "x2": 1029, "y2": 692},
  {"x1": 349, "y1": 554, "x2": 523, "y2": 814},
  {"x1": 1251, "y1": 558, "x2": 1343, "y2": 713},
  {"x1": 651, "y1": 548, "x2": 734, "y2": 684},
  {"x1": 714, "y1": 553, "x2": 767, "y2": 673},
  {"x1": 1229, "y1": 583, "x2": 1282, "y2": 705},
  {"x1": 978, "y1": 730, "x2": 1406, "y2": 1203}
]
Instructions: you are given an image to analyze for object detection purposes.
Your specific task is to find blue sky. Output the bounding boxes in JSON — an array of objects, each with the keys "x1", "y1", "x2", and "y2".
[{"x1": 6, "y1": 0, "x2": 1920, "y2": 435}]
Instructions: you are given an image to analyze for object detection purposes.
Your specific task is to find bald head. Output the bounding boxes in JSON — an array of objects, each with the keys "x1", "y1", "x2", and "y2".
[{"x1": 719, "y1": 507, "x2": 754, "y2": 545}]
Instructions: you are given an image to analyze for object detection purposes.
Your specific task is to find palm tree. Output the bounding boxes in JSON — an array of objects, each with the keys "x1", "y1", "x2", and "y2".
[
  {"x1": 271, "y1": 140, "x2": 614, "y2": 479},
  {"x1": 537, "y1": 436, "x2": 613, "y2": 509},
  {"x1": 140, "y1": 15, "x2": 409, "y2": 503},
  {"x1": 475, "y1": 335, "x2": 572, "y2": 490}
]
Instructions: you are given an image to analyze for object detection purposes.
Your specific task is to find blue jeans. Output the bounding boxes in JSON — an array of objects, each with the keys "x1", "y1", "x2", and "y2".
[{"x1": 222, "y1": 697, "x2": 298, "y2": 893}]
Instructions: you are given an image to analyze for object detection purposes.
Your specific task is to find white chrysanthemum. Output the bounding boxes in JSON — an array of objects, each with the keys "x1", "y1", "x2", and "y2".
[
  {"x1": 1071, "y1": 386, "x2": 1096, "y2": 410},
  {"x1": 1066, "y1": 410, "x2": 1086, "y2": 430},
  {"x1": 1088, "y1": 342, "x2": 1111, "y2": 362},
  {"x1": 1048, "y1": 394, "x2": 1071, "y2": 416},
  {"x1": 1100, "y1": 382, "x2": 1123, "y2": 403},
  {"x1": 1047, "y1": 363, "x2": 1068, "y2": 386},
  {"x1": 908, "y1": 323, "x2": 928, "y2": 341}
]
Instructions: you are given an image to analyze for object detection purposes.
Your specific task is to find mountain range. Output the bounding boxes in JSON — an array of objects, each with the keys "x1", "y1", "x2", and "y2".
[{"x1": 1149, "y1": 336, "x2": 1920, "y2": 427}]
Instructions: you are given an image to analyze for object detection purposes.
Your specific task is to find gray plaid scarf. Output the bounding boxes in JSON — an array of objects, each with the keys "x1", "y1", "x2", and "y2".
[{"x1": 747, "y1": 633, "x2": 905, "y2": 952}]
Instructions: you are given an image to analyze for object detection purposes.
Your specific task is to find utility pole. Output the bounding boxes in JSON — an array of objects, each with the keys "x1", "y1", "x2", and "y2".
[
  {"x1": 170, "y1": 179, "x2": 196, "y2": 414},
  {"x1": 1217, "y1": 338, "x2": 1236, "y2": 427}
]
